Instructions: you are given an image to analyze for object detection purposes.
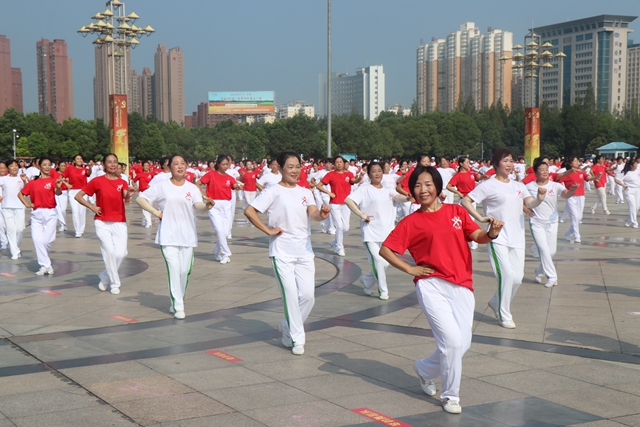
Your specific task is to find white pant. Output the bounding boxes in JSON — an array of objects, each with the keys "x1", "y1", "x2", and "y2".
[
  {"x1": 488, "y1": 243, "x2": 525, "y2": 323},
  {"x1": 142, "y1": 208, "x2": 152, "y2": 227},
  {"x1": 3, "y1": 208, "x2": 25, "y2": 257},
  {"x1": 320, "y1": 193, "x2": 334, "y2": 233},
  {"x1": 243, "y1": 191, "x2": 257, "y2": 210},
  {"x1": 608, "y1": 175, "x2": 616, "y2": 194},
  {"x1": 229, "y1": 191, "x2": 237, "y2": 233},
  {"x1": 209, "y1": 200, "x2": 232, "y2": 257},
  {"x1": 68, "y1": 189, "x2": 87, "y2": 235},
  {"x1": 0, "y1": 209, "x2": 7, "y2": 247},
  {"x1": 565, "y1": 196, "x2": 585, "y2": 240},
  {"x1": 362, "y1": 241, "x2": 390, "y2": 296},
  {"x1": 626, "y1": 188, "x2": 640, "y2": 227},
  {"x1": 95, "y1": 220, "x2": 128, "y2": 290},
  {"x1": 237, "y1": 189, "x2": 244, "y2": 201},
  {"x1": 271, "y1": 256, "x2": 315, "y2": 346},
  {"x1": 591, "y1": 187, "x2": 609, "y2": 213},
  {"x1": 330, "y1": 204, "x2": 351, "y2": 251},
  {"x1": 414, "y1": 277, "x2": 474, "y2": 402},
  {"x1": 161, "y1": 246, "x2": 194, "y2": 312},
  {"x1": 401, "y1": 201, "x2": 411, "y2": 217},
  {"x1": 31, "y1": 209, "x2": 57, "y2": 269},
  {"x1": 584, "y1": 180, "x2": 591, "y2": 192},
  {"x1": 616, "y1": 183, "x2": 625, "y2": 203},
  {"x1": 529, "y1": 221, "x2": 558, "y2": 283},
  {"x1": 55, "y1": 190, "x2": 68, "y2": 229}
]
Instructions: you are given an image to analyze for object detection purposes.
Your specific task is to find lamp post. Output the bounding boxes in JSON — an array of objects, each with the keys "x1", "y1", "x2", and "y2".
[
  {"x1": 78, "y1": 0, "x2": 154, "y2": 167},
  {"x1": 12, "y1": 129, "x2": 17, "y2": 159},
  {"x1": 501, "y1": 32, "x2": 565, "y2": 166},
  {"x1": 327, "y1": 0, "x2": 332, "y2": 157},
  {"x1": 476, "y1": 141, "x2": 484, "y2": 160}
]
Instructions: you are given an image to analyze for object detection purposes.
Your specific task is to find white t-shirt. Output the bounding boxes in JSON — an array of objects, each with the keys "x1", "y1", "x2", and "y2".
[
  {"x1": 138, "y1": 180, "x2": 203, "y2": 247},
  {"x1": 615, "y1": 163, "x2": 625, "y2": 180},
  {"x1": 381, "y1": 173, "x2": 400, "y2": 187},
  {"x1": 348, "y1": 165, "x2": 359, "y2": 176},
  {"x1": 226, "y1": 168, "x2": 240, "y2": 179},
  {"x1": 250, "y1": 184, "x2": 315, "y2": 259},
  {"x1": 258, "y1": 172, "x2": 282, "y2": 188},
  {"x1": 622, "y1": 169, "x2": 640, "y2": 189},
  {"x1": 25, "y1": 166, "x2": 40, "y2": 180},
  {"x1": 148, "y1": 171, "x2": 171, "y2": 188},
  {"x1": 347, "y1": 184, "x2": 397, "y2": 242},
  {"x1": 0, "y1": 175, "x2": 26, "y2": 209},
  {"x1": 526, "y1": 180, "x2": 566, "y2": 224},
  {"x1": 549, "y1": 164, "x2": 559, "y2": 173},
  {"x1": 468, "y1": 177, "x2": 528, "y2": 248},
  {"x1": 437, "y1": 167, "x2": 456, "y2": 188}
]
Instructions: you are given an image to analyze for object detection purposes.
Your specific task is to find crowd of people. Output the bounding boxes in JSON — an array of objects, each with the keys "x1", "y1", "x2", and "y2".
[{"x1": 3, "y1": 149, "x2": 639, "y2": 415}]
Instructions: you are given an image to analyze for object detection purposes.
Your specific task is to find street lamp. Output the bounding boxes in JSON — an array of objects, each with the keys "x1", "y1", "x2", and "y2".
[
  {"x1": 501, "y1": 32, "x2": 565, "y2": 166},
  {"x1": 78, "y1": 1, "x2": 154, "y2": 168},
  {"x1": 476, "y1": 142, "x2": 484, "y2": 160},
  {"x1": 12, "y1": 129, "x2": 18, "y2": 159},
  {"x1": 327, "y1": 0, "x2": 332, "y2": 157}
]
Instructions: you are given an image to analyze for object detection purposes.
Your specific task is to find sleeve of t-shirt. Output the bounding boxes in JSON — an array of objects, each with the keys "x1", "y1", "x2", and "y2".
[
  {"x1": 200, "y1": 172, "x2": 211, "y2": 186},
  {"x1": 303, "y1": 188, "x2": 314, "y2": 208},
  {"x1": 120, "y1": 179, "x2": 129, "y2": 191},
  {"x1": 467, "y1": 180, "x2": 489, "y2": 204},
  {"x1": 250, "y1": 185, "x2": 276, "y2": 213},
  {"x1": 347, "y1": 185, "x2": 365, "y2": 206},
  {"x1": 138, "y1": 181, "x2": 158, "y2": 204},
  {"x1": 346, "y1": 171, "x2": 355, "y2": 182},
  {"x1": 458, "y1": 205, "x2": 480, "y2": 240},
  {"x1": 82, "y1": 179, "x2": 97, "y2": 197},
  {"x1": 20, "y1": 181, "x2": 33, "y2": 196},
  {"x1": 449, "y1": 173, "x2": 460, "y2": 187},
  {"x1": 257, "y1": 174, "x2": 268, "y2": 186},
  {"x1": 190, "y1": 183, "x2": 203, "y2": 205},
  {"x1": 382, "y1": 219, "x2": 410, "y2": 255},
  {"x1": 554, "y1": 182, "x2": 567, "y2": 194},
  {"x1": 320, "y1": 172, "x2": 331, "y2": 186}
]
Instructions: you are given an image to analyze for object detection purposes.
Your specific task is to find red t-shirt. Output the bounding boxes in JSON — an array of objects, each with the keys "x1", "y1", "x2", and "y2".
[
  {"x1": 185, "y1": 172, "x2": 195, "y2": 183},
  {"x1": 134, "y1": 171, "x2": 154, "y2": 192},
  {"x1": 21, "y1": 177, "x2": 57, "y2": 209},
  {"x1": 485, "y1": 168, "x2": 496, "y2": 177},
  {"x1": 200, "y1": 170, "x2": 236, "y2": 200},
  {"x1": 399, "y1": 167, "x2": 416, "y2": 192},
  {"x1": 242, "y1": 171, "x2": 259, "y2": 192},
  {"x1": 591, "y1": 164, "x2": 608, "y2": 188},
  {"x1": 521, "y1": 172, "x2": 537, "y2": 185},
  {"x1": 82, "y1": 176, "x2": 128, "y2": 222},
  {"x1": 321, "y1": 171, "x2": 354, "y2": 204},
  {"x1": 383, "y1": 204, "x2": 480, "y2": 290},
  {"x1": 448, "y1": 171, "x2": 477, "y2": 197},
  {"x1": 559, "y1": 171, "x2": 588, "y2": 196},
  {"x1": 50, "y1": 169, "x2": 68, "y2": 191},
  {"x1": 297, "y1": 167, "x2": 309, "y2": 188},
  {"x1": 63, "y1": 165, "x2": 89, "y2": 189}
]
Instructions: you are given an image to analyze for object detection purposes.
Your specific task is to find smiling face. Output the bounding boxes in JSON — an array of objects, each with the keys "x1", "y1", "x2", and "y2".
[
  {"x1": 535, "y1": 163, "x2": 549, "y2": 181},
  {"x1": 40, "y1": 159, "x2": 52, "y2": 177},
  {"x1": 280, "y1": 156, "x2": 301, "y2": 185},
  {"x1": 170, "y1": 156, "x2": 187, "y2": 179},
  {"x1": 104, "y1": 155, "x2": 118, "y2": 175},
  {"x1": 496, "y1": 155, "x2": 514, "y2": 176},
  {"x1": 368, "y1": 164, "x2": 383, "y2": 186},
  {"x1": 412, "y1": 171, "x2": 439, "y2": 208}
]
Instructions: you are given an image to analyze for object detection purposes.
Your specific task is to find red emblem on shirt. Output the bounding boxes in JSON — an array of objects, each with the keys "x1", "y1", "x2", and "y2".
[
  {"x1": 301, "y1": 196, "x2": 307, "y2": 205},
  {"x1": 185, "y1": 192, "x2": 192, "y2": 199},
  {"x1": 116, "y1": 184, "x2": 123, "y2": 192},
  {"x1": 548, "y1": 189, "x2": 555, "y2": 196},
  {"x1": 44, "y1": 183, "x2": 52, "y2": 190},
  {"x1": 517, "y1": 190, "x2": 522, "y2": 196},
  {"x1": 452, "y1": 216, "x2": 462, "y2": 230},
  {"x1": 388, "y1": 193, "x2": 393, "y2": 200}
]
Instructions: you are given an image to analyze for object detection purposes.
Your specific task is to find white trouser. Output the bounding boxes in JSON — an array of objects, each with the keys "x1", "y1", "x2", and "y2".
[
  {"x1": 401, "y1": 201, "x2": 411, "y2": 217},
  {"x1": 229, "y1": 191, "x2": 237, "y2": 232},
  {"x1": 414, "y1": 277, "x2": 474, "y2": 402},
  {"x1": 442, "y1": 189, "x2": 454, "y2": 204},
  {"x1": 161, "y1": 246, "x2": 194, "y2": 312},
  {"x1": 55, "y1": 190, "x2": 68, "y2": 228},
  {"x1": 362, "y1": 241, "x2": 390, "y2": 296},
  {"x1": 243, "y1": 191, "x2": 257, "y2": 210},
  {"x1": 591, "y1": 187, "x2": 608, "y2": 213},
  {"x1": 616, "y1": 183, "x2": 625, "y2": 203},
  {"x1": 0, "y1": 208, "x2": 7, "y2": 247},
  {"x1": 3, "y1": 208, "x2": 25, "y2": 257},
  {"x1": 608, "y1": 175, "x2": 616, "y2": 194},
  {"x1": 565, "y1": 196, "x2": 585, "y2": 240},
  {"x1": 31, "y1": 208, "x2": 57, "y2": 269},
  {"x1": 626, "y1": 188, "x2": 640, "y2": 227},
  {"x1": 95, "y1": 220, "x2": 128, "y2": 290},
  {"x1": 68, "y1": 189, "x2": 87, "y2": 235},
  {"x1": 320, "y1": 193, "x2": 334, "y2": 233},
  {"x1": 330, "y1": 204, "x2": 351, "y2": 251},
  {"x1": 209, "y1": 200, "x2": 232, "y2": 257},
  {"x1": 237, "y1": 189, "x2": 244, "y2": 201},
  {"x1": 488, "y1": 243, "x2": 525, "y2": 323},
  {"x1": 460, "y1": 200, "x2": 478, "y2": 250},
  {"x1": 271, "y1": 256, "x2": 315, "y2": 346},
  {"x1": 142, "y1": 208, "x2": 152, "y2": 227},
  {"x1": 409, "y1": 203, "x2": 420, "y2": 214},
  {"x1": 529, "y1": 221, "x2": 558, "y2": 283},
  {"x1": 584, "y1": 180, "x2": 591, "y2": 192}
]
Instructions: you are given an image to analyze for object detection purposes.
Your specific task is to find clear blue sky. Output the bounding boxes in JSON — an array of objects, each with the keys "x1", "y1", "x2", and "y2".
[{"x1": 2, "y1": 0, "x2": 639, "y2": 121}]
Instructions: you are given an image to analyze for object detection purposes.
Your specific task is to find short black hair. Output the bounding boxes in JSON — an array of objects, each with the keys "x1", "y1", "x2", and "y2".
[
  {"x1": 533, "y1": 157, "x2": 548, "y2": 173},
  {"x1": 491, "y1": 148, "x2": 514, "y2": 168},
  {"x1": 277, "y1": 152, "x2": 301, "y2": 168},
  {"x1": 409, "y1": 165, "x2": 443, "y2": 200}
]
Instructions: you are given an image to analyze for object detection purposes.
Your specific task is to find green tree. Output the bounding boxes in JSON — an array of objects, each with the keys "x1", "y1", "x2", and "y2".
[
  {"x1": 61, "y1": 139, "x2": 79, "y2": 159},
  {"x1": 28, "y1": 132, "x2": 49, "y2": 157}
]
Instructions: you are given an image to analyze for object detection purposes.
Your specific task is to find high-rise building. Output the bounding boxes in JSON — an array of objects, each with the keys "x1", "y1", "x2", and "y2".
[
  {"x1": 534, "y1": 15, "x2": 637, "y2": 112},
  {"x1": 153, "y1": 44, "x2": 184, "y2": 123},
  {"x1": 627, "y1": 42, "x2": 640, "y2": 112},
  {"x1": 416, "y1": 23, "x2": 513, "y2": 114},
  {"x1": 276, "y1": 100, "x2": 315, "y2": 120},
  {"x1": 36, "y1": 39, "x2": 74, "y2": 123},
  {"x1": 319, "y1": 65, "x2": 385, "y2": 120},
  {"x1": 0, "y1": 35, "x2": 23, "y2": 115},
  {"x1": 93, "y1": 45, "x2": 132, "y2": 123}
]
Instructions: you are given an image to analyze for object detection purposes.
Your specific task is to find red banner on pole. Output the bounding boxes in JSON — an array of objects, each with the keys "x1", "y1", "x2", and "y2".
[
  {"x1": 109, "y1": 94, "x2": 129, "y2": 168},
  {"x1": 524, "y1": 107, "x2": 540, "y2": 167}
]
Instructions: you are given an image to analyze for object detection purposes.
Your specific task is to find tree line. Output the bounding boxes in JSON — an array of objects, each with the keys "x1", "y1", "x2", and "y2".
[{"x1": 1, "y1": 86, "x2": 639, "y2": 162}]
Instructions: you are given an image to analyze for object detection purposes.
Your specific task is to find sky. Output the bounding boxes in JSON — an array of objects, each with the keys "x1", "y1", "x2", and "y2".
[{"x1": 2, "y1": 0, "x2": 640, "y2": 121}]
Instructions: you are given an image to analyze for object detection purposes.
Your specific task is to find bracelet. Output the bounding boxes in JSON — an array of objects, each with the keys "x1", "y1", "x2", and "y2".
[{"x1": 488, "y1": 233, "x2": 498, "y2": 240}]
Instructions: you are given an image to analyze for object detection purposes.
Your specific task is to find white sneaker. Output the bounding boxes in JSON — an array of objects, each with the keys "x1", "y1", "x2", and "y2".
[
  {"x1": 530, "y1": 245, "x2": 539, "y2": 258},
  {"x1": 590, "y1": 208, "x2": 596, "y2": 215},
  {"x1": 35, "y1": 267, "x2": 49, "y2": 276},
  {"x1": 566, "y1": 234, "x2": 573, "y2": 242},
  {"x1": 574, "y1": 238, "x2": 582, "y2": 243},
  {"x1": 413, "y1": 365, "x2": 436, "y2": 396},
  {"x1": 379, "y1": 293, "x2": 389, "y2": 300},
  {"x1": 337, "y1": 249, "x2": 346, "y2": 257},
  {"x1": 544, "y1": 281, "x2": 557, "y2": 288},
  {"x1": 174, "y1": 310, "x2": 185, "y2": 319},
  {"x1": 57, "y1": 225, "x2": 64, "y2": 232},
  {"x1": 605, "y1": 210, "x2": 611, "y2": 215},
  {"x1": 534, "y1": 274, "x2": 544, "y2": 284},
  {"x1": 0, "y1": 244, "x2": 6, "y2": 250},
  {"x1": 110, "y1": 288, "x2": 120, "y2": 295},
  {"x1": 145, "y1": 224, "x2": 151, "y2": 229},
  {"x1": 470, "y1": 241, "x2": 478, "y2": 250},
  {"x1": 10, "y1": 253, "x2": 20, "y2": 260},
  {"x1": 634, "y1": 225, "x2": 639, "y2": 229},
  {"x1": 75, "y1": 233, "x2": 82, "y2": 238},
  {"x1": 214, "y1": 254, "x2": 222, "y2": 262},
  {"x1": 98, "y1": 282, "x2": 108, "y2": 291},
  {"x1": 278, "y1": 323, "x2": 292, "y2": 348},
  {"x1": 169, "y1": 306, "x2": 175, "y2": 314},
  {"x1": 219, "y1": 256, "x2": 231, "y2": 264},
  {"x1": 500, "y1": 319, "x2": 516, "y2": 329},
  {"x1": 291, "y1": 345, "x2": 304, "y2": 355},
  {"x1": 227, "y1": 235, "x2": 232, "y2": 240},
  {"x1": 626, "y1": 222, "x2": 632, "y2": 227},
  {"x1": 442, "y1": 399, "x2": 462, "y2": 414}
]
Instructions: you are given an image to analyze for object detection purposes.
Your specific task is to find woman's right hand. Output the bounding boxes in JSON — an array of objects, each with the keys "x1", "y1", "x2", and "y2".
[
  {"x1": 91, "y1": 206, "x2": 102, "y2": 216},
  {"x1": 267, "y1": 227, "x2": 283, "y2": 236},
  {"x1": 329, "y1": 193, "x2": 336, "y2": 199},
  {"x1": 408, "y1": 265, "x2": 435, "y2": 277},
  {"x1": 479, "y1": 216, "x2": 493, "y2": 223}
]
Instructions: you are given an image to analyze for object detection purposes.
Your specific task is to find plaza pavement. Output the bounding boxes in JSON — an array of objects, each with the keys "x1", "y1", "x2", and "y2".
[{"x1": 0, "y1": 191, "x2": 639, "y2": 426}]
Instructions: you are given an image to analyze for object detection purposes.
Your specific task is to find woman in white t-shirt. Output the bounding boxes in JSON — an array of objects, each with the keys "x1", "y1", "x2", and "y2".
[
  {"x1": 615, "y1": 157, "x2": 640, "y2": 228},
  {"x1": 526, "y1": 159, "x2": 578, "y2": 288},
  {"x1": 0, "y1": 159, "x2": 28, "y2": 259},
  {"x1": 245, "y1": 152, "x2": 331, "y2": 356},
  {"x1": 345, "y1": 161, "x2": 410, "y2": 300},
  {"x1": 136, "y1": 155, "x2": 214, "y2": 319},
  {"x1": 462, "y1": 148, "x2": 546, "y2": 329}
]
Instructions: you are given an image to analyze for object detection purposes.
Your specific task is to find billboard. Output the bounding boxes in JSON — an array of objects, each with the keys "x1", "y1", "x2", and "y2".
[
  {"x1": 524, "y1": 107, "x2": 540, "y2": 167},
  {"x1": 109, "y1": 94, "x2": 129, "y2": 168},
  {"x1": 208, "y1": 91, "x2": 275, "y2": 115}
]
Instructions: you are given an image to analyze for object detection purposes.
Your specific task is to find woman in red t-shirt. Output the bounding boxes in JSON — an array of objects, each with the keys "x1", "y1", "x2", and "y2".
[
  {"x1": 63, "y1": 154, "x2": 91, "y2": 237},
  {"x1": 52, "y1": 161, "x2": 71, "y2": 232},
  {"x1": 447, "y1": 156, "x2": 480, "y2": 250},
  {"x1": 196, "y1": 154, "x2": 239, "y2": 264},
  {"x1": 74, "y1": 153, "x2": 135, "y2": 294},
  {"x1": 316, "y1": 156, "x2": 364, "y2": 256},
  {"x1": 239, "y1": 160, "x2": 259, "y2": 209},
  {"x1": 559, "y1": 156, "x2": 596, "y2": 243},
  {"x1": 18, "y1": 158, "x2": 63, "y2": 275},
  {"x1": 133, "y1": 161, "x2": 155, "y2": 228},
  {"x1": 380, "y1": 165, "x2": 503, "y2": 415}
]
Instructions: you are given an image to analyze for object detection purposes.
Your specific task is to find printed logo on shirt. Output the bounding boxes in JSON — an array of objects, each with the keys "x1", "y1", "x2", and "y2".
[
  {"x1": 116, "y1": 184, "x2": 123, "y2": 192},
  {"x1": 344, "y1": 176, "x2": 350, "y2": 182},
  {"x1": 452, "y1": 216, "x2": 462, "y2": 230},
  {"x1": 548, "y1": 189, "x2": 555, "y2": 196},
  {"x1": 185, "y1": 192, "x2": 192, "y2": 200},
  {"x1": 301, "y1": 196, "x2": 307, "y2": 205},
  {"x1": 81, "y1": 171, "x2": 86, "y2": 175},
  {"x1": 388, "y1": 193, "x2": 393, "y2": 200},
  {"x1": 225, "y1": 180, "x2": 231, "y2": 187},
  {"x1": 44, "y1": 183, "x2": 52, "y2": 190},
  {"x1": 517, "y1": 190, "x2": 522, "y2": 197}
]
